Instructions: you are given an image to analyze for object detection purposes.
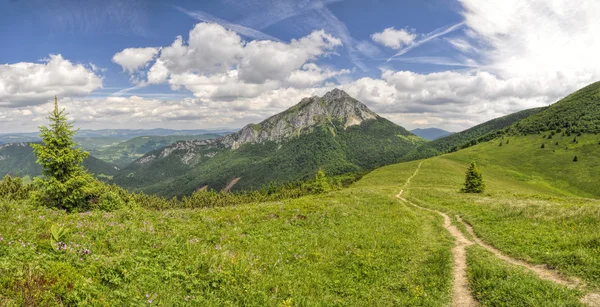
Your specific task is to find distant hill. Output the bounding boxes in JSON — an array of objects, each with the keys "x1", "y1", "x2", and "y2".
[
  {"x1": 114, "y1": 89, "x2": 426, "y2": 197},
  {"x1": 0, "y1": 143, "x2": 119, "y2": 180},
  {"x1": 411, "y1": 128, "x2": 453, "y2": 140},
  {"x1": 403, "y1": 107, "x2": 544, "y2": 161}
]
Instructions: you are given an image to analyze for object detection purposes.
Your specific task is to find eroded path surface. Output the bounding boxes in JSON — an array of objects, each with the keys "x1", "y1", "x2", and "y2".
[
  {"x1": 397, "y1": 161, "x2": 600, "y2": 307},
  {"x1": 396, "y1": 162, "x2": 478, "y2": 307}
]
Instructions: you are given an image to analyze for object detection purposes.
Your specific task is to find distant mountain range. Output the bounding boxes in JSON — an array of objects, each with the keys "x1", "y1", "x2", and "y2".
[
  {"x1": 410, "y1": 128, "x2": 453, "y2": 140},
  {"x1": 114, "y1": 89, "x2": 426, "y2": 196},
  {"x1": 0, "y1": 128, "x2": 234, "y2": 145}
]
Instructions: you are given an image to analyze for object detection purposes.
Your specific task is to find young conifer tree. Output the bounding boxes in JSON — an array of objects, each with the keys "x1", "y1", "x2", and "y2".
[
  {"x1": 461, "y1": 161, "x2": 485, "y2": 193},
  {"x1": 312, "y1": 169, "x2": 331, "y2": 193},
  {"x1": 31, "y1": 97, "x2": 95, "y2": 211}
]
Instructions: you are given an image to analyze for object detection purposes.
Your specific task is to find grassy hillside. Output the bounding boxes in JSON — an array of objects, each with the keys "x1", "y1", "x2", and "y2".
[
  {"x1": 394, "y1": 133, "x2": 600, "y2": 289},
  {"x1": 513, "y1": 81, "x2": 600, "y2": 135},
  {"x1": 115, "y1": 118, "x2": 425, "y2": 197},
  {"x1": 88, "y1": 134, "x2": 220, "y2": 166},
  {"x1": 403, "y1": 107, "x2": 544, "y2": 161},
  {"x1": 0, "y1": 163, "x2": 453, "y2": 306},
  {"x1": 0, "y1": 143, "x2": 119, "y2": 180}
]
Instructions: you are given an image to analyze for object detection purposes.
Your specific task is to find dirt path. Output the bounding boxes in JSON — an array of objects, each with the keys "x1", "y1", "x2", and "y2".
[
  {"x1": 398, "y1": 161, "x2": 600, "y2": 306},
  {"x1": 397, "y1": 162, "x2": 479, "y2": 307},
  {"x1": 455, "y1": 216, "x2": 600, "y2": 306}
]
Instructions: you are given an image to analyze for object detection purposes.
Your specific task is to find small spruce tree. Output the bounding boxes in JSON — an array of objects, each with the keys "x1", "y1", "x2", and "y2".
[
  {"x1": 461, "y1": 162, "x2": 485, "y2": 193},
  {"x1": 31, "y1": 97, "x2": 95, "y2": 211},
  {"x1": 541, "y1": 143, "x2": 545, "y2": 148},
  {"x1": 312, "y1": 169, "x2": 331, "y2": 193},
  {"x1": 573, "y1": 156, "x2": 578, "y2": 162}
]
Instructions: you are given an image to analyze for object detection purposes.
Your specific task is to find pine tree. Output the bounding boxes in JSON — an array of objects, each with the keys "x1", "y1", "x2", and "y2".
[
  {"x1": 541, "y1": 143, "x2": 545, "y2": 148},
  {"x1": 31, "y1": 97, "x2": 95, "y2": 211},
  {"x1": 461, "y1": 162, "x2": 485, "y2": 193},
  {"x1": 312, "y1": 169, "x2": 331, "y2": 193},
  {"x1": 573, "y1": 156, "x2": 578, "y2": 162}
]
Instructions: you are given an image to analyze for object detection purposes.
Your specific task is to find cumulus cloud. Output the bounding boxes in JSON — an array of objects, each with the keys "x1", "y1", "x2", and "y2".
[
  {"x1": 112, "y1": 47, "x2": 160, "y2": 73},
  {"x1": 238, "y1": 30, "x2": 341, "y2": 84},
  {"x1": 371, "y1": 27, "x2": 416, "y2": 49},
  {"x1": 116, "y1": 22, "x2": 344, "y2": 101},
  {"x1": 159, "y1": 23, "x2": 244, "y2": 75},
  {"x1": 0, "y1": 54, "x2": 103, "y2": 107}
]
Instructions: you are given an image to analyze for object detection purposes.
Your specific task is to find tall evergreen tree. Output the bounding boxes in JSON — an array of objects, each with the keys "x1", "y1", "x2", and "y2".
[
  {"x1": 31, "y1": 97, "x2": 95, "y2": 211},
  {"x1": 461, "y1": 162, "x2": 485, "y2": 193}
]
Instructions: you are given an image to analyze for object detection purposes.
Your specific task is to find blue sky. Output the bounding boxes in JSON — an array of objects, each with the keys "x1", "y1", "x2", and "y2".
[{"x1": 1, "y1": 0, "x2": 599, "y2": 133}]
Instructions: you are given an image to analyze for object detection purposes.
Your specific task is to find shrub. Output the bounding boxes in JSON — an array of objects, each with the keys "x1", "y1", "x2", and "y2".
[{"x1": 0, "y1": 175, "x2": 33, "y2": 200}]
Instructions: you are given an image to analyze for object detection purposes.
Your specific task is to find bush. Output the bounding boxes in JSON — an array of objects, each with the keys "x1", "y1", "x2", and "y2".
[{"x1": 0, "y1": 175, "x2": 33, "y2": 200}]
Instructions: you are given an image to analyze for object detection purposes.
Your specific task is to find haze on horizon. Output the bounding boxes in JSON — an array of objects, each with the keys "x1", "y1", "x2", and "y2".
[{"x1": 1, "y1": 0, "x2": 599, "y2": 133}]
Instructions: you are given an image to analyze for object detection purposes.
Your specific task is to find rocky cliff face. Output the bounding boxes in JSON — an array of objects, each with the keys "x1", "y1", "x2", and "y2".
[
  {"x1": 221, "y1": 88, "x2": 378, "y2": 149},
  {"x1": 136, "y1": 89, "x2": 379, "y2": 163}
]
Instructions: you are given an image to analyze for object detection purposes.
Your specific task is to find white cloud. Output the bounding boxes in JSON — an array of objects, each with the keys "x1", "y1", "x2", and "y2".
[
  {"x1": 0, "y1": 54, "x2": 103, "y2": 107},
  {"x1": 112, "y1": 47, "x2": 160, "y2": 73},
  {"x1": 340, "y1": 68, "x2": 579, "y2": 131},
  {"x1": 286, "y1": 64, "x2": 350, "y2": 88},
  {"x1": 459, "y1": 0, "x2": 600, "y2": 83},
  {"x1": 371, "y1": 27, "x2": 416, "y2": 49},
  {"x1": 159, "y1": 23, "x2": 244, "y2": 75},
  {"x1": 120, "y1": 22, "x2": 343, "y2": 101},
  {"x1": 238, "y1": 30, "x2": 341, "y2": 84}
]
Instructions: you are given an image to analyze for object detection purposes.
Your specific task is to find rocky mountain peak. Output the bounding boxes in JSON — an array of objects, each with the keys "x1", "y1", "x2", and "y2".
[
  {"x1": 322, "y1": 88, "x2": 352, "y2": 101},
  {"x1": 217, "y1": 89, "x2": 378, "y2": 149}
]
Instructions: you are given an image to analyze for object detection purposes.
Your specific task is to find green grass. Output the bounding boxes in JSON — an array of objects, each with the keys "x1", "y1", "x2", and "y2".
[
  {"x1": 467, "y1": 245, "x2": 583, "y2": 306},
  {"x1": 389, "y1": 134, "x2": 600, "y2": 289},
  {"x1": 0, "y1": 170, "x2": 453, "y2": 306}
]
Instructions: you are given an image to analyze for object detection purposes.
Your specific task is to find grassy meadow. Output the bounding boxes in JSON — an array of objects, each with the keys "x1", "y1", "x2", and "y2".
[
  {"x1": 385, "y1": 134, "x2": 600, "y2": 303},
  {"x1": 0, "y1": 163, "x2": 453, "y2": 306}
]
